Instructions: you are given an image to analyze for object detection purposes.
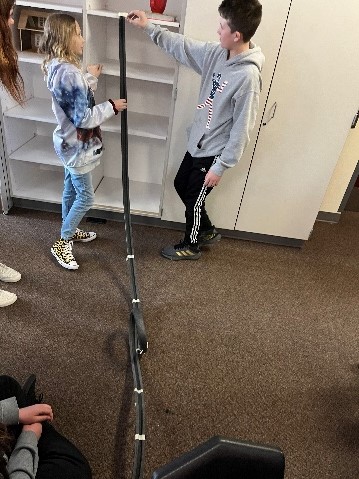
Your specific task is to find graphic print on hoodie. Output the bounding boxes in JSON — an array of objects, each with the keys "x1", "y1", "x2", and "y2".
[{"x1": 197, "y1": 73, "x2": 228, "y2": 129}]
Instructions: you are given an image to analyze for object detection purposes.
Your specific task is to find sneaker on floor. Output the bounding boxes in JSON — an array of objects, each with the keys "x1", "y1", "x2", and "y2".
[
  {"x1": 161, "y1": 240, "x2": 201, "y2": 261},
  {"x1": 0, "y1": 289, "x2": 17, "y2": 307},
  {"x1": 70, "y1": 228, "x2": 97, "y2": 242},
  {"x1": 0, "y1": 262, "x2": 21, "y2": 282},
  {"x1": 198, "y1": 228, "x2": 221, "y2": 246},
  {"x1": 51, "y1": 239, "x2": 79, "y2": 270}
]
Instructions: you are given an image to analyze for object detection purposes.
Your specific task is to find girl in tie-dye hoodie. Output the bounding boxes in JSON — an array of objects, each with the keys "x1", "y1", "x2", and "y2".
[{"x1": 39, "y1": 13, "x2": 127, "y2": 270}]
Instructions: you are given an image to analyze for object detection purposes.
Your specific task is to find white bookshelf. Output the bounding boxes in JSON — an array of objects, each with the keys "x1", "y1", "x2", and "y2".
[
  {"x1": 94, "y1": 177, "x2": 162, "y2": 216},
  {"x1": 4, "y1": 98, "x2": 169, "y2": 140},
  {"x1": 10, "y1": 135, "x2": 60, "y2": 166},
  {"x1": 16, "y1": 0, "x2": 82, "y2": 13},
  {"x1": 2, "y1": 0, "x2": 185, "y2": 216},
  {"x1": 17, "y1": 51, "x2": 44, "y2": 64},
  {"x1": 10, "y1": 160, "x2": 64, "y2": 203},
  {"x1": 5, "y1": 98, "x2": 56, "y2": 123},
  {"x1": 102, "y1": 60, "x2": 174, "y2": 84}
]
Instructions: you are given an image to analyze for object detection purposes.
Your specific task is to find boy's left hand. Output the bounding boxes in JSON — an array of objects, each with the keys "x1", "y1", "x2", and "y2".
[
  {"x1": 87, "y1": 64, "x2": 103, "y2": 78},
  {"x1": 204, "y1": 170, "x2": 221, "y2": 187}
]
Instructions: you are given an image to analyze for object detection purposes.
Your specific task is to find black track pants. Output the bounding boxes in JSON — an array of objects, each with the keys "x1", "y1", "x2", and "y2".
[
  {"x1": 0, "y1": 375, "x2": 92, "y2": 479},
  {"x1": 174, "y1": 151, "x2": 215, "y2": 245}
]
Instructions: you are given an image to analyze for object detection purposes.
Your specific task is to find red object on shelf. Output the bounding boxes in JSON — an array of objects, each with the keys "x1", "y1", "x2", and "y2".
[{"x1": 150, "y1": 0, "x2": 167, "y2": 14}]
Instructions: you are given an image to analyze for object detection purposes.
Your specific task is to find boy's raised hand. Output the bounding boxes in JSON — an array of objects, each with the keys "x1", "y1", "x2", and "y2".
[
  {"x1": 18, "y1": 404, "x2": 54, "y2": 424},
  {"x1": 87, "y1": 64, "x2": 103, "y2": 78},
  {"x1": 126, "y1": 10, "x2": 148, "y2": 29}
]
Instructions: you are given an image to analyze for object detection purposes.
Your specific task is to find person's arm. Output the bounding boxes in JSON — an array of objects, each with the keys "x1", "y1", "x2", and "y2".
[
  {"x1": 127, "y1": 10, "x2": 211, "y2": 74},
  {"x1": 52, "y1": 68, "x2": 126, "y2": 129},
  {"x1": 7, "y1": 425, "x2": 42, "y2": 479},
  {"x1": 84, "y1": 63, "x2": 103, "y2": 91},
  {"x1": 208, "y1": 90, "x2": 260, "y2": 178},
  {"x1": 0, "y1": 400, "x2": 45, "y2": 479},
  {"x1": 0, "y1": 397, "x2": 19, "y2": 425},
  {"x1": 1, "y1": 398, "x2": 53, "y2": 426}
]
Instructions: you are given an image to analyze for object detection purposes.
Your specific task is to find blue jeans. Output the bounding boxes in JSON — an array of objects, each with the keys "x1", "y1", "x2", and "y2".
[{"x1": 61, "y1": 169, "x2": 95, "y2": 240}]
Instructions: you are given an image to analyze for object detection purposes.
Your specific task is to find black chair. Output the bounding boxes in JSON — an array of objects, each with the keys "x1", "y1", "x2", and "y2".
[{"x1": 152, "y1": 436, "x2": 285, "y2": 479}]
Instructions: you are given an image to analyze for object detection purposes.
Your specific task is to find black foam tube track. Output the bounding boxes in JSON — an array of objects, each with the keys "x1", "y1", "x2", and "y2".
[{"x1": 119, "y1": 15, "x2": 147, "y2": 479}]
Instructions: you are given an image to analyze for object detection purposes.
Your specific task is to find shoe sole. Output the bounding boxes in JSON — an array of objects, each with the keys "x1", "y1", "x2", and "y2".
[
  {"x1": 0, "y1": 294, "x2": 17, "y2": 307},
  {"x1": 198, "y1": 234, "x2": 222, "y2": 246},
  {"x1": 161, "y1": 252, "x2": 201, "y2": 260},
  {"x1": 0, "y1": 275, "x2": 21, "y2": 283},
  {"x1": 72, "y1": 234, "x2": 97, "y2": 243},
  {"x1": 51, "y1": 249, "x2": 79, "y2": 270}
]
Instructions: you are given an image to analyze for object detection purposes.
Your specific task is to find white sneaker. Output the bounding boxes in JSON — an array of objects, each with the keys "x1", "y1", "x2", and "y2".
[
  {"x1": 0, "y1": 289, "x2": 17, "y2": 307},
  {"x1": 0, "y1": 263, "x2": 21, "y2": 282}
]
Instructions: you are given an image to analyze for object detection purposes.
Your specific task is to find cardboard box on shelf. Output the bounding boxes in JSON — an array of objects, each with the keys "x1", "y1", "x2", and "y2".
[{"x1": 17, "y1": 9, "x2": 50, "y2": 52}]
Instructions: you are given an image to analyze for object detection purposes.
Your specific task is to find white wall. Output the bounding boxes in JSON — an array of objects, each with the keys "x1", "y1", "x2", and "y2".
[{"x1": 320, "y1": 127, "x2": 359, "y2": 213}]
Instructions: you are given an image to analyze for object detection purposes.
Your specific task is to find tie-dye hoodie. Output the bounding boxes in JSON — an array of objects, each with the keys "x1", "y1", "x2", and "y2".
[{"x1": 46, "y1": 59, "x2": 115, "y2": 174}]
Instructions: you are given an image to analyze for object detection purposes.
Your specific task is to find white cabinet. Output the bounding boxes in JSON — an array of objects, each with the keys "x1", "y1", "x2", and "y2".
[
  {"x1": 1, "y1": 0, "x2": 186, "y2": 216},
  {"x1": 235, "y1": 0, "x2": 359, "y2": 240}
]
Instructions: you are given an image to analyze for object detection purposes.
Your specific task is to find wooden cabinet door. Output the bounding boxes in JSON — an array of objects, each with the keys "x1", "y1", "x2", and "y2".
[{"x1": 235, "y1": 0, "x2": 359, "y2": 240}]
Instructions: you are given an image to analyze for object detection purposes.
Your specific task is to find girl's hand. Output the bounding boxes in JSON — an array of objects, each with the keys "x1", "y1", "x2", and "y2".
[
  {"x1": 87, "y1": 64, "x2": 103, "y2": 78},
  {"x1": 18, "y1": 404, "x2": 53, "y2": 424},
  {"x1": 126, "y1": 10, "x2": 148, "y2": 29},
  {"x1": 113, "y1": 99, "x2": 127, "y2": 112},
  {"x1": 23, "y1": 423, "x2": 42, "y2": 440}
]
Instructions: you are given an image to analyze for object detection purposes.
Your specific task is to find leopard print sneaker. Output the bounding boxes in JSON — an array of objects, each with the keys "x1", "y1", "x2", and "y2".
[
  {"x1": 51, "y1": 239, "x2": 79, "y2": 270},
  {"x1": 70, "y1": 228, "x2": 97, "y2": 242}
]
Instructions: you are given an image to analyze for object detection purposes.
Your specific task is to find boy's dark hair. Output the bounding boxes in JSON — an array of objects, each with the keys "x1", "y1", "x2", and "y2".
[{"x1": 218, "y1": 0, "x2": 262, "y2": 43}]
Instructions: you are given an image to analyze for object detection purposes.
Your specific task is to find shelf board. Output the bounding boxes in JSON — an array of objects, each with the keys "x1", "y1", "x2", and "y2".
[
  {"x1": 94, "y1": 177, "x2": 161, "y2": 216},
  {"x1": 102, "y1": 60, "x2": 174, "y2": 84},
  {"x1": 16, "y1": 0, "x2": 82, "y2": 13},
  {"x1": 10, "y1": 164, "x2": 63, "y2": 203},
  {"x1": 18, "y1": 51, "x2": 44, "y2": 64},
  {"x1": 16, "y1": 52, "x2": 174, "y2": 85},
  {"x1": 4, "y1": 98, "x2": 169, "y2": 140},
  {"x1": 118, "y1": 11, "x2": 179, "y2": 28},
  {"x1": 10, "y1": 135, "x2": 61, "y2": 166},
  {"x1": 103, "y1": 112, "x2": 169, "y2": 140},
  {"x1": 88, "y1": 10, "x2": 179, "y2": 27},
  {"x1": 5, "y1": 98, "x2": 56, "y2": 123}
]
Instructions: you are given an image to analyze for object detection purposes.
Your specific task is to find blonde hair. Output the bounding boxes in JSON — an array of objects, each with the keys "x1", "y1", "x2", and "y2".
[{"x1": 38, "y1": 13, "x2": 81, "y2": 75}]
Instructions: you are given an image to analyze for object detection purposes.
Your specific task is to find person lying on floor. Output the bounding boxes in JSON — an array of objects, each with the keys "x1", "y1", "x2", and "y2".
[{"x1": 0, "y1": 375, "x2": 92, "y2": 479}]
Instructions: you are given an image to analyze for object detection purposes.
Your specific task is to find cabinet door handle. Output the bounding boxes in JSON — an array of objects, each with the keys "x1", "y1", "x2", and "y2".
[
  {"x1": 263, "y1": 102, "x2": 277, "y2": 126},
  {"x1": 351, "y1": 109, "x2": 359, "y2": 128}
]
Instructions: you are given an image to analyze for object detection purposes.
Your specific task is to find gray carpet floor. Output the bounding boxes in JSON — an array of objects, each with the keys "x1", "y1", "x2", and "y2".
[{"x1": 0, "y1": 207, "x2": 358, "y2": 479}]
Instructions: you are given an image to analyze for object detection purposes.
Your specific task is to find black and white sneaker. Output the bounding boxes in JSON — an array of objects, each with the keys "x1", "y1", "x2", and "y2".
[
  {"x1": 51, "y1": 239, "x2": 79, "y2": 270},
  {"x1": 198, "y1": 228, "x2": 221, "y2": 246},
  {"x1": 161, "y1": 240, "x2": 201, "y2": 261}
]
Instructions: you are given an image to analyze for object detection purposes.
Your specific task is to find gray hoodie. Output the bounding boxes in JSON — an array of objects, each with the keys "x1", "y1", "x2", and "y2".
[
  {"x1": 145, "y1": 23, "x2": 264, "y2": 176},
  {"x1": 1, "y1": 397, "x2": 39, "y2": 479}
]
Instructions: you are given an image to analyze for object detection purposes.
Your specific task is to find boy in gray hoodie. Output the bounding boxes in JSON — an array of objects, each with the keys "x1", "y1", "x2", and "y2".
[{"x1": 128, "y1": 0, "x2": 264, "y2": 260}]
